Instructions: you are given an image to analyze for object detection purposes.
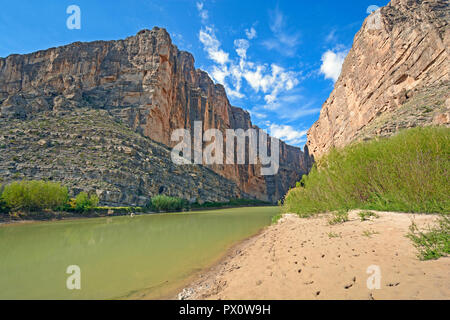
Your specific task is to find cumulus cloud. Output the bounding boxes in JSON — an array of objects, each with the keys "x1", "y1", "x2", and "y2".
[
  {"x1": 242, "y1": 64, "x2": 298, "y2": 102},
  {"x1": 199, "y1": 27, "x2": 229, "y2": 65},
  {"x1": 319, "y1": 48, "x2": 348, "y2": 82},
  {"x1": 269, "y1": 123, "x2": 308, "y2": 146},
  {"x1": 198, "y1": 26, "x2": 299, "y2": 106},
  {"x1": 196, "y1": 3, "x2": 307, "y2": 122}
]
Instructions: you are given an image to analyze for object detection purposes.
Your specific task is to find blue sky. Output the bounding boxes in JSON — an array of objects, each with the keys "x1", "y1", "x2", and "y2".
[{"x1": 0, "y1": 0, "x2": 388, "y2": 147}]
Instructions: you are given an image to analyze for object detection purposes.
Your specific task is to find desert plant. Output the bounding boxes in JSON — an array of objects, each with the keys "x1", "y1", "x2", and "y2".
[
  {"x1": 358, "y1": 211, "x2": 379, "y2": 221},
  {"x1": 407, "y1": 215, "x2": 450, "y2": 260},
  {"x1": 362, "y1": 230, "x2": 380, "y2": 238},
  {"x1": 328, "y1": 210, "x2": 349, "y2": 225},
  {"x1": 328, "y1": 232, "x2": 341, "y2": 238}
]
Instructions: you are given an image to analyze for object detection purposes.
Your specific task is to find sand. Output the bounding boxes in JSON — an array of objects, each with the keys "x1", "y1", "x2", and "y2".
[{"x1": 178, "y1": 210, "x2": 449, "y2": 300}]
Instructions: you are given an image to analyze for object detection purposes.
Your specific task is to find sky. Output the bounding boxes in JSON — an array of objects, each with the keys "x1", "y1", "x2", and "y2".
[{"x1": 0, "y1": 0, "x2": 389, "y2": 148}]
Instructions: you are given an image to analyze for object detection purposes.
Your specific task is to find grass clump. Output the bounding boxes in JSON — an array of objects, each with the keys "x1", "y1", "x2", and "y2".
[
  {"x1": 150, "y1": 195, "x2": 185, "y2": 212},
  {"x1": 407, "y1": 215, "x2": 450, "y2": 260},
  {"x1": 362, "y1": 230, "x2": 380, "y2": 238},
  {"x1": 328, "y1": 210, "x2": 349, "y2": 225},
  {"x1": 282, "y1": 127, "x2": 449, "y2": 216},
  {"x1": 271, "y1": 213, "x2": 283, "y2": 224},
  {"x1": 358, "y1": 211, "x2": 379, "y2": 221},
  {"x1": 1, "y1": 180, "x2": 68, "y2": 212},
  {"x1": 328, "y1": 232, "x2": 341, "y2": 238}
]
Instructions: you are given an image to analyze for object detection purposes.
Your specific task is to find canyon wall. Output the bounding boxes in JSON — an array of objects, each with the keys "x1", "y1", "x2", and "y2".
[
  {"x1": 0, "y1": 27, "x2": 311, "y2": 203},
  {"x1": 307, "y1": 0, "x2": 449, "y2": 159}
]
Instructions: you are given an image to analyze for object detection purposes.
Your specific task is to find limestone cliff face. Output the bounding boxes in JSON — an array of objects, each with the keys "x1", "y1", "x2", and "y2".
[
  {"x1": 0, "y1": 27, "x2": 311, "y2": 202},
  {"x1": 307, "y1": 0, "x2": 449, "y2": 159}
]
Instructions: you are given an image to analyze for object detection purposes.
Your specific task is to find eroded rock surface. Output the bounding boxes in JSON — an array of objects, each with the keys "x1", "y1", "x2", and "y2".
[
  {"x1": 307, "y1": 0, "x2": 449, "y2": 159},
  {"x1": 0, "y1": 27, "x2": 311, "y2": 203}
]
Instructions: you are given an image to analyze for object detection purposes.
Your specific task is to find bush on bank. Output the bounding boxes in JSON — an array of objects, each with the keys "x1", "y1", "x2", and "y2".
[
  {"x1": 282, "y1": 127, "x2": 449, "y2": 216},
  {"x1": 1, "y1": 180, "x2": 69, "y2": 212}
]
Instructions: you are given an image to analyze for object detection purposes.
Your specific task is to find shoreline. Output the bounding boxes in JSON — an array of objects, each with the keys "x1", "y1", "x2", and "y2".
[
  {"x1": 132, "y1": 226, "x2": 270, "y2": 300},
  {"x1": 177, "y1": 210, "x2": 449, "y2": 300},
  {"x1": 166, "y1": 224, "x2": 272, "y2": 300}
]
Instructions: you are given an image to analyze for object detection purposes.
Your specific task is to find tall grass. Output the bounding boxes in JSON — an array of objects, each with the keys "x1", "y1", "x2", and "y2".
[
  {"x1": 150, "y1": 195, "x2": 185, "y2": 212},
  {"x1": 282, "y1": 127, "x2": 449, "y2": 216}
]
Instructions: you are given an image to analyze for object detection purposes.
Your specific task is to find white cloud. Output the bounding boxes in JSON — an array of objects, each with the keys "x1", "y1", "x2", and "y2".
[
  {"x1": 325, "y1": 29, "x2": 337, "y2": 43},
  {"x1": 211, "y1": 65, "x2": 229, "y2": 84},
  {"x1": 241, "y1": 64, "x2": 298, "y2": 102},
  {"x1": 199, "y1": 27, "x2": 229, "y2": 65},
  {"x1": 269, "y1": 123, "x2": 308, "y2": 146},
  {"x1": 195, "y1": 2, "x2": 311, "y2": 127},
  {"x1": 249, "y1": 109, "x2": 268, "y2": 119},
  {"x1": 279, "y1": 106, "x2": 321, "y2": 121},
  {"x1": 198, "y1": 25, "x2": 299, "y2": 106},
  {"x1": 196, "y1": 2, "x2": 209, "y2": 23},
  {"x1": 234, "y1": 39, "x2": 249, "y2": 59},
  {"x1": 320, "y1": 48, "x2": 348, "y2": 82},
  {"x1": 263, "y1": 8, "x2": 300, "y2": 57},
  {"x1": 245, "y1": 27, "x2": 257, "y2": 40}
]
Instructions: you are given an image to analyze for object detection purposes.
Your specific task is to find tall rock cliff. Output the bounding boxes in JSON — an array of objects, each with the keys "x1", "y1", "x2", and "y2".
[
  {"x1": 307, "y1": 0, "x2": 449, "y2": 159},
  {"x1": 0, "y1": 27, "x2": 311, "y2": 204}
]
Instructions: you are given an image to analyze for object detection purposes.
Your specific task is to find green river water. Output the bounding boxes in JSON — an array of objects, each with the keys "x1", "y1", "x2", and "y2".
[{"x1": 0, "y1": 206, "x2": 278, "y2": 299}]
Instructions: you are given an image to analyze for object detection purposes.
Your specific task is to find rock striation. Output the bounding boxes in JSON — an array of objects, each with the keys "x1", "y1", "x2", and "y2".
[
  {"x1": 0, "y1": 27, "x2": 311, "y2": 204},
  {"x1": 307, "y1": 0, "x2": 449, "y2": 159}
]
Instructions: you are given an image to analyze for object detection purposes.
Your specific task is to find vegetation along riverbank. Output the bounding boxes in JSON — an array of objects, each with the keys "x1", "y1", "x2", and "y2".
[{"x1": 0, "y1": 180, "x2": 270, "y2": 223}]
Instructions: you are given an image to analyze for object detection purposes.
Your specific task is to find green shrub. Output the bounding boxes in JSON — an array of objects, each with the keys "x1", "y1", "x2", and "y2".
[
  {"x1": 1, "y1": 180, "x2": 69, "y2": 212},
  {"x1": 74, "y1": 192, "x2": 99, "y2": 212},
  {"x1": 407, "y1": 214, "x2": 450, "y2": 260},
  {"x1": 283, "y1": 127, "x2": 449, "y2": 216},
  {"x1": 150, "y1": 195, "x2": 184, "y2": 212}
]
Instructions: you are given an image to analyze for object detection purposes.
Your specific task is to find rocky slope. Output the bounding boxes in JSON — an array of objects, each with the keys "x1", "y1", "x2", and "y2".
[
  {"x1": 307, "y1": 0, "x2": 449, "y2": 159},
  {"x1": 0, "y1": 108, "x2": 243, "y2": 206},
  {"x1": 0, "y1": 28, "x2": 311, "y2": 204}
]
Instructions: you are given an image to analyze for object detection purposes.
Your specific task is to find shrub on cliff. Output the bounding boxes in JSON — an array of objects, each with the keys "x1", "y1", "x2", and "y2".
[
  {"x1": 1, "y1": 180, "x2": 69, "y2": 212},
  {"x1": 150, "y1": 195, "x2": 184, "y2": 212},
  {"x1": 283, "y1": 127, "x2": 449, "y2": 216}
]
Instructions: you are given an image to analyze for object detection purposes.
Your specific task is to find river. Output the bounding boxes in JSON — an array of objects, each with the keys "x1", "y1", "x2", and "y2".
[{"x1": 0, "y1": 206, "x2": 278, "y2": 299}]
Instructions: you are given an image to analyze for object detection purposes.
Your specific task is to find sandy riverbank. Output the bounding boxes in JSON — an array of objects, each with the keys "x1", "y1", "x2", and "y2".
[{"x1": 177, "y1": 210, "x2": 449, "y2": 300}]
